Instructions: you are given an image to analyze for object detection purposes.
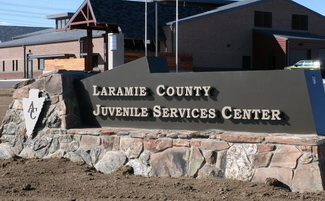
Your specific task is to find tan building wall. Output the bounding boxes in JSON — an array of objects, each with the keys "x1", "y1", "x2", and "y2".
[
  {"x1": 0, "y1": 46, "x2": 25, "y2": 73},
  {"x1": 0, "y1": 41, "x2": 80, "y2": 75},
  {"x1": 27, "y1": 41, "x2": 80, "y2": 71},
  {"x1": 163, "y1": 0, "x2": 325, "y2": 69},
  {"x1": 0, "y1": 36, "x2": 106, "y2": 78}
]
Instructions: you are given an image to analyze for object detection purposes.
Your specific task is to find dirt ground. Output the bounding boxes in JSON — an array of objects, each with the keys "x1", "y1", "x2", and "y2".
[
  {"x1": 0, "y1": 88, "x2": 13, "y2": 123},
  {"x1": 1, "y1": 88, "x2": 325, "y2": 201}
]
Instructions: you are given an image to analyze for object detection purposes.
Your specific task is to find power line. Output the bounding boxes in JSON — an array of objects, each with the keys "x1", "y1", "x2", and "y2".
[
  {"x1": 0, "y1": 1, "x2": 69, "y2": 12},
  {"x1": 0, "y1": 11, "x2": 47, "y2": 19},
  {"x1": 0, "y1": 18, "x2": 52, "y2": 27},
  {"x1": 1, "y1": 8, "x2": 49, "y2": 16}
]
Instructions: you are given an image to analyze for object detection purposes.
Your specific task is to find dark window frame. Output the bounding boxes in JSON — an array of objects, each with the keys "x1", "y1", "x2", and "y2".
[
  {"x1": 12, "y1": 60, "x2": 15, "y2": 71},
  {"x1": 56, "y1": 18, "x2": 69, "y2": 30},
  {"x1": 254, "y1": 11, "x2": 272, "y2": 28},
  {"x1": 242, "y1": 56, "x2": 251, "y2": 70},
  {"x1": 38, "y1": 58, "x2": 44, "y2": 70},
  {"x1": 93, "y1": 55, "x2": 99, "y2": 68},
  {"x1": 80, "y1": 38, "x2": 86, "y2": 54},
  {"x1": 57, "y1": 19, "x2": 63, "y2": 29},
  {"x1": 292, "y1": 14, "x2": 308, "y2": 30}
]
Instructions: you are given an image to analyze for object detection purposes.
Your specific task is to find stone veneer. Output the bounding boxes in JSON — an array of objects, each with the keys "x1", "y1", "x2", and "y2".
[{"x1": 1, "y1": 71, "x2": 325, "y2": 193}]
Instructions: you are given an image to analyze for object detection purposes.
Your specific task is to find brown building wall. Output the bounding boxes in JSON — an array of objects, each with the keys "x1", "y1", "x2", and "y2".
[
  {"x1": 44, "y1": 58, "x2": 85, "y2": 71},
  {"x1": 163, "y1": 0, "x2": 325, "y2": 70},
  {"x1": 92, "y1": 37, "x2": 105, "y2": 69},
  {"x1": 253, "y1": 32, "x2": 287, "y2": 70},
  {"x1": 288, "y1": 40, "x2": 325, "y2": 64}
]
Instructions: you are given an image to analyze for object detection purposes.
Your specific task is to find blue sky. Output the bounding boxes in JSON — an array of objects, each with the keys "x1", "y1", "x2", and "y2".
[{"x1": 0, "y1": 0, "x2": 324, "y2": 27}]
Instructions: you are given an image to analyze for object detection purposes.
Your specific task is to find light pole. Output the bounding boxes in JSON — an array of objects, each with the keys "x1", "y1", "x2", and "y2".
[
  {"x1": 155, "y1": 0, "x2": 158, "y2": 57},
  {"x1": 176, "y1": 0, "x2": 179, "y2": 72},
  {"x1": 145, "y1": 0, "x2": 148, "y2": 56}
]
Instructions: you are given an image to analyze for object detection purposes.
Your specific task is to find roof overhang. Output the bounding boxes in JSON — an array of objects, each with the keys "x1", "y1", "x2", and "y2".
[
  {"x1": 29, "y1": 54, "x2": 75, "y2": 59},
  {"x1": 274, "y1": 34, "x2": 325, "y2": 42},
  {"x1": 254, "y1": 29, "x2": 325, "y2": 42},
  {"x1": 80, "y1": 52, "x2": 99, "y2": 57},
  {"x1": 47, "y1": 12, "x2": 75, "y2": 19}
]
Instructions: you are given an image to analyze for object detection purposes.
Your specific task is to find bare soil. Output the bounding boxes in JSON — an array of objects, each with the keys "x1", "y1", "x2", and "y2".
[{"x1": 1, "y1": 88, "x2": 325, "y2": 201}]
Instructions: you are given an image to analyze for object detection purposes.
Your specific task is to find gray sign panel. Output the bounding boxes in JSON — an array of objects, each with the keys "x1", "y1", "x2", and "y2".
[{"x1": 78, "y1": 57, "x2": 325, "y2": 135}]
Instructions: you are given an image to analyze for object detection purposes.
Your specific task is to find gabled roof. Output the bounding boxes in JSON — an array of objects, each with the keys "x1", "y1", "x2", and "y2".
[
  {"x1": 156, "y1": 0, "x2": 237, "y2": 4},
  {"x1": 167, "y1": 0, "x2": 325, "y2": 25},
  {"x1": 67, "y1": 0, "x2": 214, "y2": 40},
  {"x1": 0, "y1": 25, "x2": 50, "y2": 43},
  {"x1": 167, "y1": 0, "x2": 269, "y2": 25},
  {"x1": 0, "y1": 29, "x2": 105, "y2": 48}
]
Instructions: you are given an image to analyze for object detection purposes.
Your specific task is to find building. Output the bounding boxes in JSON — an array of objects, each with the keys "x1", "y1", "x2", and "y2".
[
  {"x1": 163, "y1": 0, "x2": 325, "y2": 71},
  {"x1": 0, "y1": 0, "x2": 221, "y2": 79},
  {"x1": 0, "y1": 0, "x2": 325, "y2": 79}
]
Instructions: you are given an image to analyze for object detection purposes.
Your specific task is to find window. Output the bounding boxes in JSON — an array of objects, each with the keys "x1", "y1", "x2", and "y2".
[
  {"x1": 255, "y1": 11, "x2": 272, "y2": 28},
  {"x1": 58, "y1": 20, "x2": 62, "y2": 29},
  {"x1": 267, "y1": 56, "x2": 276, "y2": 69},
  {"x1": 16, "y1": 60, "x2": 18, "y2": 71},
  {"x1": 93, "y1": 55, "x2": 98, "y2": 68},
  {"x1": 295, "y1": 61, "x2": 304, "y2": 66},
  {"x1": 38, "y1": 59, "x2": 44, "y2": 70},
  {"x1": 12, "y1": 60, "x2": 15, "y2": 71},
  {"x1": 80, "y1": 38, "x2": 86, "y2": 54},
  {"x1": 292, "y1": 14, "x2": 308, "y2": 30},
  {"x1": 57, "y1": 18, "x2": 70, "y2": 29},
  {"x1": 2, "y1": 61, "x2": 4, "y2": 72},
  {"x1": 242, "y1": 56, "x2": 251, "y2": 70},
  {"x1": 304, "y1": 60, "x2": 313, "y2": 66}
]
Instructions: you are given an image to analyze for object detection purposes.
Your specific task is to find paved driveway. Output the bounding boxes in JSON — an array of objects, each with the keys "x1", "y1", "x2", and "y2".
[{"x1": 0, "y1": 80, "x2": 26, "y2": 89}]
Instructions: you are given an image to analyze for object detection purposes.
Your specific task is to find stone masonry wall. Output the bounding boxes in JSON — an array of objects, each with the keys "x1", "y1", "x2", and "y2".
[
  {"x1": 1, "y1": 72, "x2": 325, "y2": 193},
  {"x1": 0, "y1": 71, "x2": 89, "y2": 158},
  {"x1": 1, "y1": 126, "x2": 325, "y2": 193}
]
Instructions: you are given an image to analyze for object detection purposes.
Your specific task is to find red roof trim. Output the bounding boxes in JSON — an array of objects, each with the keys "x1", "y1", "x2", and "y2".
[{"x1": 65, "y1": 0, "x2": 97, "y2": 30}]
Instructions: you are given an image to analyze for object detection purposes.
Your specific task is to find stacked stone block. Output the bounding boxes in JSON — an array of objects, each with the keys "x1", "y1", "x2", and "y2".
[{"x1": 2, "y1": 125, "x2": 325, "y2": 192}]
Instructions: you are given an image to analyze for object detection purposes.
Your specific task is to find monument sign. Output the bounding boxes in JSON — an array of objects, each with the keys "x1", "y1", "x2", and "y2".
[{"x1": 78, "y1": 57, "x2": 325, "y2": 135}]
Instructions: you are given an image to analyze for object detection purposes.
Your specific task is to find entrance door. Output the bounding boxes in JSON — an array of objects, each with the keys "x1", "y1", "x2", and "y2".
[
  {"x1": 290, "y1": 50, "x2": 309, "y2": 65},
  {"x1": 319, "y1": 49, "x2": 325, "y2": 60},
  {"x1": 27, "y1": 57, "x2": 33, "y2": 78}
]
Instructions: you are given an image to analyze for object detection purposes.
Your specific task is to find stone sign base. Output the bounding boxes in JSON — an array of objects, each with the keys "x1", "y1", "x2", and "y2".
[
  {"x1": 1, "y1": 71, "x2": 325, "y2": 193},
  {"x1": 1, "y1": 126, "x2": 325, "y2": 192}
]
